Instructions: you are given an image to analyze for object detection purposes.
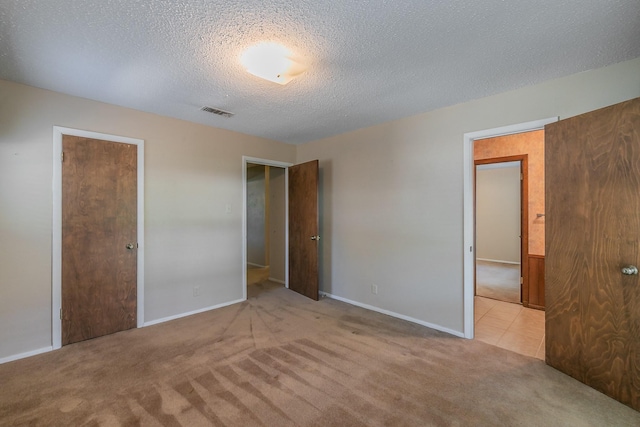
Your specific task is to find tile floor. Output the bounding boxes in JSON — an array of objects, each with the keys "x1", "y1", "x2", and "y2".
[{"x1": 475, "y1": 296, "x2": 545, "y2": 360}]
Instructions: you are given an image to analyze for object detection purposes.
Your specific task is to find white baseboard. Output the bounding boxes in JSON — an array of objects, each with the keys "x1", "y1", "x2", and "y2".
[
  {"x1": 476, "y1": 258, "x2": 521, "y2": 265},
  {"x1": 247, "y1": 262, "x2": 268, "y2": 268},
  {"x1": 319, "y1": 292, "x2": 465, "y2": 338},
  {"x1": 2, "y1": 292, "x2": 465, "y2": 364},
  {"x1": 0, "y1": 346, "x2": 53, "y2": 365},
  {"x1": 2, "y1": 299, "x2": 247, "y2": 364},
  {"x1": 143, "y1": 298, "x2": 244, "y2": 327},
  {"x1": 268, "y1": 277, "x2": 286, "y2": 285}
]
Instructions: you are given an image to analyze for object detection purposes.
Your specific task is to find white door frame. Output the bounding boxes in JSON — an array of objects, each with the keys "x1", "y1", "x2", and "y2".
[
  {"x1": 462, "y1": 117, "x2": 557, "y2": 339},
  {"x1": 52, "y1": 126, "x2": 145, "y2": 350},
  {"x1": 242, "y1": 156, "x2": 293, "y2": 300}
]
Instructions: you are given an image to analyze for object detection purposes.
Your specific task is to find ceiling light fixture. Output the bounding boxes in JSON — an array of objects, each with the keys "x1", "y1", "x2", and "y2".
[{"x1": 240, "y1": 42, "x2": 306, "y2": 85}]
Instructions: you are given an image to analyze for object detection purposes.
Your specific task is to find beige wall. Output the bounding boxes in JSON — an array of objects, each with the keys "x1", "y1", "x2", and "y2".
[
  {"x1": 476, "y1": 165, "x2": 521, "y2": 263},
  {"x1": 2, "y1": 57, "x2": 640, "y2": 359},
  {"x1": 296, "y1": 57, "x2": 640, "y2": 334},
  {"x1": 0, "y1": 79, "x2": 295, "y2": 359},
  {"x1": 475, "y1": 130, "x2": 545, "y2": 256}
]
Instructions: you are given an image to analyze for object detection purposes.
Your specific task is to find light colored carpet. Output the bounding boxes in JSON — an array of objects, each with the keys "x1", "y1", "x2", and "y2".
[
  {"x1": 476, "y1": 260, "x2": 521, "y2": 303},
  {"x1": 1, "y1": 282, "x2": 638, "y2": 426}
]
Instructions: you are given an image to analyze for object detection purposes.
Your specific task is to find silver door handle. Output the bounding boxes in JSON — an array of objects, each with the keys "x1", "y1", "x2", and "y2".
[
  {"x1": 310, "y1": 235, "x2": 320, "y2": 241},
  {"x1": 126, "y1": 243, "x2": 135, "y2": 249},
  {"x1": 621, "y1": 265, "x2": 638, "y2": 275}
]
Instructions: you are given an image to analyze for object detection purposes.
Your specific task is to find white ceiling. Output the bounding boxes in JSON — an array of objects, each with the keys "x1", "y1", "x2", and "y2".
[{"x1": 1, "y1": 1, "x2": 639, "y2": 144}]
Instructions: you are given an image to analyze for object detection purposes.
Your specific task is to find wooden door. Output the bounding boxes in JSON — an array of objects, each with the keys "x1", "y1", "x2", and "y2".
[
  {"x1": 61, "y1": 135, "x2": 137, "y2": 345},
  {"x1": 288, "y1": 160, "x2": 319, "y2": 300},
  {"x1": 545, "y1": 97, "x2": 640, "y2": 411}
]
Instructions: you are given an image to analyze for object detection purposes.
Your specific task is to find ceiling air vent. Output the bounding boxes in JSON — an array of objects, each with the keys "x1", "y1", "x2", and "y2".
[{"x1": 200, "y1": 106, "x2": 234, "y2": 118}]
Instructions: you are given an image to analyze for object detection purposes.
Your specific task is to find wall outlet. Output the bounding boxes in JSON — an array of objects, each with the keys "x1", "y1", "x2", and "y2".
[
  {"x1": 371, "y1": 284, "x2": 378, "y2": 295},
  {"x1": 193, "y1": 286, "x2": 200, "y2": 297}
]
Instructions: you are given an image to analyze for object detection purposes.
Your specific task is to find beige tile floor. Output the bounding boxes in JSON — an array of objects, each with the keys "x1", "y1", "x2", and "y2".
[{"x1": 475, "y1": 296, "x2": 545, "y2": 360}]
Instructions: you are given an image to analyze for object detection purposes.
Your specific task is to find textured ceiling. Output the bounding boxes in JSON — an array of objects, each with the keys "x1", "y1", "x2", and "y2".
[{"x1": 1, "y1": 1, "x2": 639, "y2": 144}]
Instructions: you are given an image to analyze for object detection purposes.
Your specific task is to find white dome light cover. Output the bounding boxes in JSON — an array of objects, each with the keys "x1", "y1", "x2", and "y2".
[{"x1": 241, "y1": 42, "x2": 306, "y2": 85}]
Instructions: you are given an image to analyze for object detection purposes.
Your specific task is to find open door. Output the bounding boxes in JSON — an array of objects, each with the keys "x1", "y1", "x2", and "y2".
[
  {"x1": 545, "y1": 97, "x2": 640, "y2": 411},
  {"x1": 288, "y1": 160, "x2": 319, "y2": 300}
]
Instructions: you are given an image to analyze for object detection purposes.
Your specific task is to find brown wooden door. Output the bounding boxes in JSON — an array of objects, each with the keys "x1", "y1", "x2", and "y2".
[
  {"x1": 288, "y1": 160, "x2": 319, "y2": 300},
  {"x1": 545, "y1": 97, "x2": 640, "y2": 411},
  {"x1": 61, "y1": 135, "x2": 137, "y2": 345}
]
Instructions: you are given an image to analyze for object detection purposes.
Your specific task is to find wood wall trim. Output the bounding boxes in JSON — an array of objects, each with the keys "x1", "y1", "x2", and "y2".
[
  {"x1": 474, "y1": 154, "x2": 528, "y2": 165},
  {"x1": 527, "y1": 255, "x2": 545, "y2": 310}
]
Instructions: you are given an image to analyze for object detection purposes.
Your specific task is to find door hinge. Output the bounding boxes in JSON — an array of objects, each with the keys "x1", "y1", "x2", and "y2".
[
  {"x1": 520, "y1": 277, "x2": 523, "y2": 285},
  {"x1": 60, "y1": 308, "x2": 63, "y2": 320},
  {"x1": 520, "y1": 173, "x2": 523, "y2": 180},
  {"x1": 61, "y1": 151, "x2": 64, "y2": 162},
  {"x1": 470, "y1": 246, "x2": 473, "y2": 252}
]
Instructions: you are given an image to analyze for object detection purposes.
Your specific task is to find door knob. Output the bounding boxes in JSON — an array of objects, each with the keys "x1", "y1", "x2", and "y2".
[
  {"x1": 310, "y1": 235, "x2": 320, "y2": 241},
  {"x1": 621, "y1": 265, "x2": 638, "y2": 275},
  {"x1": 126, "y1": 243, "x2": 135, "y2": 250}
]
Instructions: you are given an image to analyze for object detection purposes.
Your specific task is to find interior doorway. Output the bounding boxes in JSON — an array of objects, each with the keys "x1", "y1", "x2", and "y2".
[
  {"x1": 463, "y1": 119, "x2": 556, "y2": 360},
  {"x1": 242, "y1": 156, "x2": 321, "y2": 302},
  {"x1": 52, "y1": 127, "x2": 145, "y2": 350},
  {"x1": 472, "y1": 134, "x2": 544, "y2": 358},
  {"x1": 61, "y1": 135, "x2": 138, "y2": 345},
  {"x1": 246, "y1": 163, "x2": 287, "y2": 291},
  {"x1": 242, "y1": 157, "x2": 292, "y2": 300},
  {"x1": 474, "y1": 158, "x2": 525, "y2": 305}
]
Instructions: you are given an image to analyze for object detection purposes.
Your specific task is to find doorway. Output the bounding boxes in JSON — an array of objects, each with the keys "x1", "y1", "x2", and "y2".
[
  {"x1": 242, "y1": 157, "x2": 292, "y2": 300},
  {"x1": 472, "y1": 138, "x2": 546, "y2": 359},
  {"x1": 52, "y1": 127, "x2": 145, "y2": 350},
  {"x1": 242, "y1": 156, "x2": 321, "y2": 302},
  {"x1": 463, "y1": 118, "x2": 557, "y2": 345},
  {"x1": 475, "y1": 158, "x2": 525, "y2": 305},
  {"x1": 246, "y1": 163, "x2": 287, "y2": 293}
]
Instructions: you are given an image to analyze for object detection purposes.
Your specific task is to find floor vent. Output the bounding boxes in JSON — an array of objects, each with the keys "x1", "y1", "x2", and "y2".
[{"x1": 200, "y1": 106, "x2": 234, "y2": 118}]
